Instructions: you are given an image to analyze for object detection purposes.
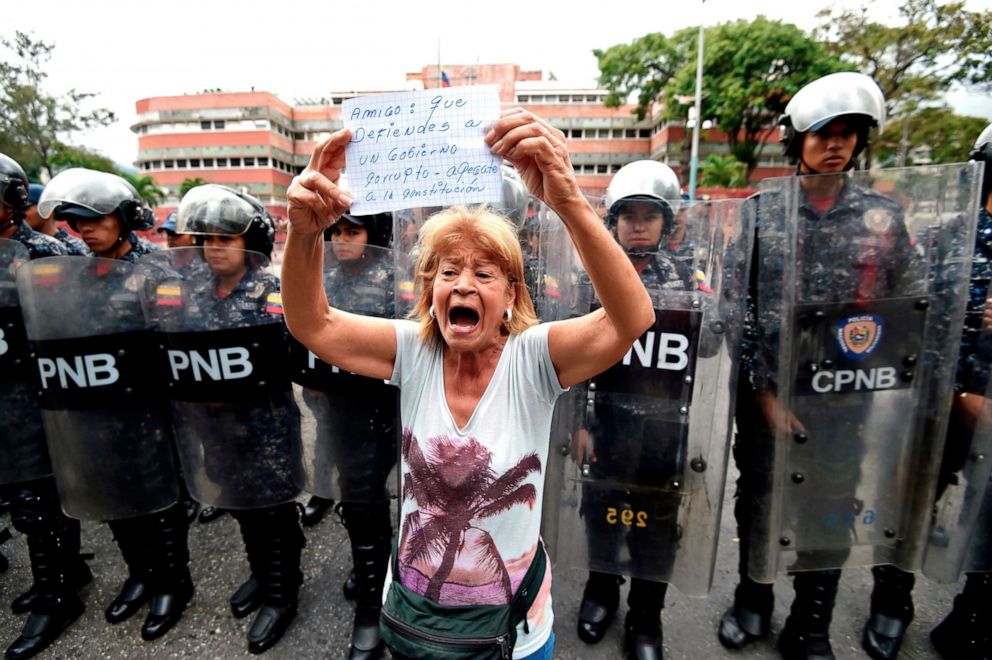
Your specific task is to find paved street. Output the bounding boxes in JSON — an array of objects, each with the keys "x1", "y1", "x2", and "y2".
[{"x1": 0, "y1": 458, "x2": 961, "y2": 659}]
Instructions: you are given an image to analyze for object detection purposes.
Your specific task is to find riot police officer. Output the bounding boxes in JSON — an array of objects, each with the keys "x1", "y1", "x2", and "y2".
[
  {"x1": 913, "y1": 123, "x2": 992, "y2": 660},
  {"x1": 35, "y1": 167, "x2": 194, "y2": 641},
  {"x1": 0, "y1": 153, "x2": 89, "y2": 659},
  {"x1": 23, "y1": 183, "x2": 88, "y2": 255},
  {"x1": 717, "y1": 73, "x2": 922, "y2": 660},
  {"x1": 164, "y1": 185, "x2": 305, "y2": 653},
  {"x1": 573, "y1": 160, "x2": 692, "y2": 660},
  {"x1": 293, "y1": 210, "x2": 397, "y2": 659}
]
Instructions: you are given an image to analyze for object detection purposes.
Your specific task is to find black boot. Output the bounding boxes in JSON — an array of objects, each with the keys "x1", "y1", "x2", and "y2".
[
  {"x1": 10, "y1": 537, "x2": 90, "y2": 616},
  {"x1": 230, "y1": 576, "x2": 263, "y2": 619},
  {"x1": 106, "y1": 517, "x2": 151, "y2": 624},
  {"x1": 778, "y1": 570, "x2": 840, "y2": 660},
  {"x1": 301, "y1": 496, "x2": 333, "y2": 527},
  {"x1": 577, "y1": 571, "x2": 623, "y2": 644},
  {"x1": 141, "y1": 504, "x2": 194, "y2": 640},
  {"x1": 235, "y1": 504, "x2": 304, "y2": 654},
  {"x1": 198, "y1": 506, "x2": 226, "y2": 523},
  {"x1": 624, "y1": 579, "x2": 667, "y2": 660},
  {"x1": 342, "y1": 568, "x2": 358, "y2": 601},
  {"x1": 931, "y1": 572, "x2": 992, "y2": 660},
  {"x1": 5, "y1": 480, "x2": 85, "y2": 659},
  {"x1": 718, "y1": 578, "x2": 773, "y2": 649},
  {"x1": 341, "y1": 501, "x2": 391, "y2": 660},
  {"x1": 862, "y1": 565, "x2": 914, "y2": 660}
]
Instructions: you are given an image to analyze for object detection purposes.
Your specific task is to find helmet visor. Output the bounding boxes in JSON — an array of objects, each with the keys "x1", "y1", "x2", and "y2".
[
  {"x1": 37, "y1": 169, "x2": 135, "y2": 220},
  {"x1": 176, "y1": 185, "x2": 257, "y2": 236}
]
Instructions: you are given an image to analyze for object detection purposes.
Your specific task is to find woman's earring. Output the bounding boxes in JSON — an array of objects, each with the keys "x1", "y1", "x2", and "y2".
[
  {"x1": 429, "y1": 305, "x2": 436, "y2": 320},
  {"x1": 505, "y1": 308, "x2": 513, "y2": 323}
]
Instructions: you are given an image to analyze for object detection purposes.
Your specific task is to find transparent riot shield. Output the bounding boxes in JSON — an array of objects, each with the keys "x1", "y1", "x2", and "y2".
[
  {"x1": 545, "y1": 198, "x2": 752, "y2": 595},
  {"x1": 138, "y1": 247, "x2": 302, "y2": 510},
  {"x1": 16, "y1": 256, "x2": 178, "y2": 520},
  {"x1": 748, "y1": 163, "x2": 981, "y2": 581},
  {"x1": 924, "y1": 283, "x2": 992, "y2": 581},
  {"x1": 0, "y1": 238, "x2": 53, "y2": 485},
  {"x1": 288, "y1": 243, "x2": 400, "y2": 502},
  {"x1": 393, "y1": 207, "x2": 436, "y2": 318}
]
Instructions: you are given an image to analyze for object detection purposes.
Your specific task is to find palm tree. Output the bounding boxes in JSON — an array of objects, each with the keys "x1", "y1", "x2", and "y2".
[
  {"x1": 698, "y1": 154, "x2": 748, "y2": 189},
  {"x1": 179, "y1": 177, "x2": 208, "y2": 198},
  {"x1": 123, "y1": 173, "x2": 165, "y2": 207},
  {"x1": 400, "y1": 429, "x2": 542, "y2": 603}
]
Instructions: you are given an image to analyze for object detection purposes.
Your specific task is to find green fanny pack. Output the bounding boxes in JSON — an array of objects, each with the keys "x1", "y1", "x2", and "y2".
[{"x1": 379, "y1": 539, "x2": 547, "y2": 660}]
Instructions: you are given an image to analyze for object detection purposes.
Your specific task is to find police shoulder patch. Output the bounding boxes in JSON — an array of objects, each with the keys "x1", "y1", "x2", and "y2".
[{"x1": 863, "y1": 208, "x2": 893, "y2": 234}]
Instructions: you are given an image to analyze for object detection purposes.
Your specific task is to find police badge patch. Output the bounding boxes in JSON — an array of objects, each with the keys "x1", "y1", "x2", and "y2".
[
  {"x1": 863, "y1": 209, "x2": 893, "y2": 234},
  {"x1": 836, "y1": 314, "x2": 883, "y2": 360}
]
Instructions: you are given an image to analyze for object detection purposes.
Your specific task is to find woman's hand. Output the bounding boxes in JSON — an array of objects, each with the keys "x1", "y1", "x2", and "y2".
[
  {"x1": 485, "y1": 108, "x2": 582, "y2": 213},
  {"x1": 287, "y1": 129, "x2": 355, "y2": 236}
]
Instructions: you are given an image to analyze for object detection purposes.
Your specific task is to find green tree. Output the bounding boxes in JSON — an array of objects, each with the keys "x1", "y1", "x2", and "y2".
[
  {"x1": 595, "y1": 18, "x2": 843, "y2": 182},
  {"x1": 815, "y1": 0, "x2": 992, "y2": 167},
  {"x1": 179, "y1": 177, "x2": 208, "y2": 198},
  {"x1": 0, "y1": 31, "x2": 114, "y2": 178},
  {"x1": 123, "y1": 174, "x2": 165, "y2": 208},
  {"x1": 698, "y1": 154, "x2": 748, "y2": 188},
  {"x1": 594, "y1": 30, "x2": 696, "y2": 121},
  {"x1": 47, "y1": 142, "x2": 118, "y2": 174},
  {"x1": 874, "y1": 107, "x2": 989, "y2": 167},
  {"x1": 665, "y1": 17, "x2": 843, "y2": 178}
]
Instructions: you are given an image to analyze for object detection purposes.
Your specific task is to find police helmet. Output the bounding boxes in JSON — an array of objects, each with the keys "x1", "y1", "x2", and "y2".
[
  {"x1": 177, "y1": 184, "x2": 276, "y2": 258},
  {"x1": 328, "y1": 212, "x2": 393, "y2": 249},
  {"x1": 38, "y1": 168, "x2": 155, "y2": 233},
  {"x1": 971, "y1": 123, "x2": 992, "y2": 204},
  {"x1": 494, "y1": 164, "x2": 529, "y2": 226},
  {"x1": 780, "y1": 72, "x2": 886, "y2": 161},
  {"x1": 604, "y1": 160, "x2": 681, "y2": 237},
  {"x1": 0, "y1": 153, "x2": 30, "y2": 212}
]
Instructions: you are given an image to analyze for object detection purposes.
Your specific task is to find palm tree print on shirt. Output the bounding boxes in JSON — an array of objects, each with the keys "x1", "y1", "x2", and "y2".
[{"x1": 400, "y1": 428, "x2": 542, "y2": 604}]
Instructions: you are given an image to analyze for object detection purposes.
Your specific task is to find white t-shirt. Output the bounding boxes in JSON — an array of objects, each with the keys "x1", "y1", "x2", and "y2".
[{"x1": 386, "y1": 319, "x2": 565, "y2": 658}]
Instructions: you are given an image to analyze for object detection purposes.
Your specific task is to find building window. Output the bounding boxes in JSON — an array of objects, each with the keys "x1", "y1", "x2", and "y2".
[
  {"x1": 518, "y1": 95, "x2": 530, "y2": 102},
  {"x1": 597, "y1": 164, "x2": 608, "y2": 173},
  {"x1": 201, "y1": 121, "x2": 211, "y2": 130},
  {"x1": 639, "y1": 129, "x2": 650, "y2": 139},
  {"x1": 213, "y1": 120, "x2": 225, "y2": 129},
  {"x1": 230, "y1": 157, "x2": 241, "y2": 167},
  {"x1": 217, "y1": 158, "x2": 228, "y2": 167},
  {"x1": 244, "y1": 157, "x2": 255, "y2": 167},
  {"x1": 204, "y1": 158, "x2": 214, "y2": 167},
  {"x1": 597, "y1": 129, "x2": 609, "y2": 139},
  {"x1": 190, "y1": 158, "x2": 201, "y2": 167},
  {"x1": 177, "y1": 159, "x2": 187, "y2": 168},
  {"x1": 163, "y1": 159, "x2": 174, "y2": 169},
  {"x1": 612, "y1": 129, "x2": 624, "y2": 139},
  {"x1": 258, "y1": 157, "x2": 269, "y2": 166}
]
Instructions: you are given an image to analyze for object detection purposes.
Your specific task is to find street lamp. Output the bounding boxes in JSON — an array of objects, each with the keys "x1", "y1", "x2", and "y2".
[{"x1": 688, "y1": 0, "x2": 706, "y2": 205}]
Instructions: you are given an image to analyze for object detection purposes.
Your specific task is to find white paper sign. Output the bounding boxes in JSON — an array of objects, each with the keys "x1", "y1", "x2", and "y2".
[{"x1": 342, "y1": 85, "x2": 502, "y2": 215}]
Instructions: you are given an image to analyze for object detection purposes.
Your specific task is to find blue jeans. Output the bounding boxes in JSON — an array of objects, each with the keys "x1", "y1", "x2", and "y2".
[{"x1": 518, "y1": 630, "x2": 555, "y2": 660}]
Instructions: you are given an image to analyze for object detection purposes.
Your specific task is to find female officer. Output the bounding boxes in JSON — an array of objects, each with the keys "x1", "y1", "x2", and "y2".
[{"x1": 165, "y1": 184, "x2": 305, "y2": 654}]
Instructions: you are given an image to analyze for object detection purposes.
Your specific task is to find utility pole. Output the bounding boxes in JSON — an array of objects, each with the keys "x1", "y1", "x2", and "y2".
[{"x1": 688, "y1": 0, "x2": 706, "y2": 205}]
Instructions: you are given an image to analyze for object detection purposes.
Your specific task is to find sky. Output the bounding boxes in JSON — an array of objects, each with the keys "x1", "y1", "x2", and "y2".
[{"x1": 6, "y1": 0, "x2": 992, "y2": 166}]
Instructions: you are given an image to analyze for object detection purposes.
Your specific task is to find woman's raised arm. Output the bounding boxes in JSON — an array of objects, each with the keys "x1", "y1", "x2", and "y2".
[
  {"x1": 487, "y1": 109, "x2": 654, "y2": 387},
  {"x1": 281, "y1": 130, "x2": 397, "y2": 380}
]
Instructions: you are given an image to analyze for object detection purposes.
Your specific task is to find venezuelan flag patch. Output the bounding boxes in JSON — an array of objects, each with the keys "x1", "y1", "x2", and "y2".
[{"x1": 265, "y1": 292, "x2": 284, "y2": 315}]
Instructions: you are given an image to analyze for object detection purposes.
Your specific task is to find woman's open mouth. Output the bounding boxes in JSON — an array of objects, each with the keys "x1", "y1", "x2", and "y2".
[{"x1": 448, "y1": 305, "x2": 480, "y2": 332}]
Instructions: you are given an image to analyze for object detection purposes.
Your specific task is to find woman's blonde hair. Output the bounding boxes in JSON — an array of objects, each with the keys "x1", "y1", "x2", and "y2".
[{"x1": 411, "y1": 205, "x2": 538, "y2": 346}]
